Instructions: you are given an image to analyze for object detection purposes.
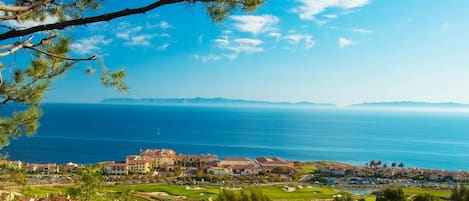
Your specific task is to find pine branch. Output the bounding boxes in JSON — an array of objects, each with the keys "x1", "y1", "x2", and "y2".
[
  {"x1": 0, "y1": 43, "x2": 14, "y2": 50},
  {"x1": 0, "y1": 36, "x2": 33, "y2": 57},
  {"x1": 0, "y1": 0, "x2": 53, "y2": 20},
  {"x1": 25, "y1": 45, "x2": 97, "y2": 61},
  {"x1": 0, "y1": 4, "x2": 35, "y2": 12},
  {"x1": 0, "y1": 0, "x2": 53, "y2": 12},
  {"x1": 0, "y1": 0, "x2": 196, "y2": 41},
  {"x1": 0, "y1": 34, "x2": 94, "y2": 60}
]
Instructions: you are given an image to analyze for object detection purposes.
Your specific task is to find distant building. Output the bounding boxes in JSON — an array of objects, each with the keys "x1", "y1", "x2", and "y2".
[
  {"x1": 219, "y1": 158, "x2": 254, "y2": 166},
  {"x1": 207, "y1": 166, "x2": 232, "y2": 176},
  {"x1": 102, "y1": 162, "x2": 128, "y2": 175},
  {"x1": 139, "y1": 148, "x2": 176, "y2": 168},
  {"x1": 127, "y1": 159, "x2": 152, "y2": 174},
  {"x1": 27, "y1": 163, "x2": 59, "y2": 174},
  {"x1": 231, "y1": 165, "x2": 263, "y2": 176},
  {"x1": 176, "y1": 154, "x2": 217, "y2": 166},
  {"x1": 63, "y1": 162, "x2": 84, "y2": 173},
  {"x1": 452, "y1": 171, "x2": 469, "y2": 182},
  {"x1": 256, "y1": 157, "x2": 292, "y2": 167},
  {"x1": 211, "y1": 158, "x2": 267, "y2": 176}
]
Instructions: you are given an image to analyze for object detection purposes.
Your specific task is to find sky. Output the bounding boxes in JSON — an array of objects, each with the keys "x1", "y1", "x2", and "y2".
[{"x1": 3, "y1": 0, "x2": 469, "y2": 105}]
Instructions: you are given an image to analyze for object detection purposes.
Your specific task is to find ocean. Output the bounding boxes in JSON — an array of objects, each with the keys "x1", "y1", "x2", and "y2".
[{"x1": 2, "y1": 103, "x2": 469, "y2": 170}]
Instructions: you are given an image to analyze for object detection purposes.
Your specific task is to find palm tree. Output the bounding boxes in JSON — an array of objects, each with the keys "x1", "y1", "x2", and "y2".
[
  {"x1": 391, "y1": 162, "x2": 397, "y2": 168},
  {"x1": 398, "y1": 162, "x2": 404, "y2": 168},
  {"x1": 383, "y1": 163, "x2": 388, "y2": 169},
  {"x1": 376, "y1": 161, "x2": 382, "y2": 168},
  {"x1": 370, "y1": 160, "x2": 376, "y2": 168}
]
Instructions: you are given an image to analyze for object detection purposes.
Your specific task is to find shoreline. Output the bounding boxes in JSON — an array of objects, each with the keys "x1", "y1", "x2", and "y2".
[{"x1": 5, "y1": 153, "x2": 467, "y2": 172}]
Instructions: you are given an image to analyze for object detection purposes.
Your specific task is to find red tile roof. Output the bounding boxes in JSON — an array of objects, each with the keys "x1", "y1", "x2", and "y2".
[
  {"x1": 128, "y1": 160, "x2": 147, "y2": 164},
  {"x1": 221, "y1": 158, "x2": 252, "y2": 161},
  {"x1": 256, "y1": 157, "x2": 291, "y2": 166},
  {"x1": 104, "y1": 162, "x2": 127, "y2": 167},
  {"x1": 176, "y1": 154, "x2": 217, "y2": 159}
]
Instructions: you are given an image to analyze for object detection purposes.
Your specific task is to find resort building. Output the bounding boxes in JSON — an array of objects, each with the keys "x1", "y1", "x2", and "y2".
[
  {"x1": 126, "y1": 155, "x2": 143, "y2": 162},
  {"x1": 219, "y1": 158, "x2": 254, "y2": 167},
  {"x1": 63, "y1": 162, "x2": 84, "y2": 173},
  {"x1": 352, "y1": 168, "x2": 368, "y2": 177},
  {"x1": 139, "y1": 148, "x2": 176, "y2": 168},
  {"x1": 127, "y1": 159, "x2": 152, "y2": 174},
  {"x1": 256, "y1": 157, "x2": 292, "y2": 167},
  {"x1": 102, "y1": 162, "x2": 128, "y2": 175},
  {"x1": 27, "y1": 163, "x2": 59, "y2": 174},
  {"x1": 209, "y1": 158, "x2": 271, "y2": 176},
  {"x1": 207, "y1": 166, "x2": 232, "y2": 176},
  {"x1": 231, "y1": 165, "x2": 263, "y2": 176},
  {"x1": 176, "y1": 154, "x2": 218, "y2": 167}
]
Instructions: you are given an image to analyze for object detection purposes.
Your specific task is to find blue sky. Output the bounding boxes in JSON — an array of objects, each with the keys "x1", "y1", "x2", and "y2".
[{"x1": 5, "y1": 0, "x2": 469, "y2": 105}]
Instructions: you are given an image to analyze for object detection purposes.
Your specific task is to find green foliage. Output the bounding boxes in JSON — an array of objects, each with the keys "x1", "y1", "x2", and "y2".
[
  {"x1": 272, "y1": 166, "x2": 289, "y2": 174},
  {"x1": 401, "y1": 188, "x2": 451, "y2": 198},
  {"x1": 67, "y1": 165, "x2": 103, "y2": 201},
  {"x1": 414, "y1": 193, "x2": 440, "y2": 201},
  {"x1": 13, "y1": 0, "x2": 102, "y2": 22},
  {"x1": 0, "y1": 35, "x2": 127, "y2": 148},
  {"x1": 375, "y1": 188, "x2": 406, "y2": 201},
  {"x1": 100, "y1": 69, "x2": 129, "y2": 92},
  {"x1": 0, "y1": 36, "x2": 73, "y2": 149},
  {"x1": 0, "y1": 161, "x2": 27, "y2": 186},
  {"x1": 296, "y1": 161, "x2": 318, "y2": 173},
  {"x1": 450, "y1": 185, "x2": 469, "y2": 201},
  {"x1": 291, "y1": 170, "x2": 302, "y2": 181},
  {"x1": 204, "y1": 0, "x2": 264, "y2": 22},
  {"x1": 334, "y1": 193, "x2": 354, "y2": 201},
  {"x1": 216, "y1": 189, "x2": 271, "y2": 201},
  {"x1": 0, "y1": 107, "x2": 41, "y2": 148},
  {"x1": 86, "y1": 67, "x2": 96, "y2": 75},
  {"x1": 399, "y1": 162, "x2": 405, "y2": 168},
  {"x1": 117, "y1": 188, "x2": 135, "y2": 201}
]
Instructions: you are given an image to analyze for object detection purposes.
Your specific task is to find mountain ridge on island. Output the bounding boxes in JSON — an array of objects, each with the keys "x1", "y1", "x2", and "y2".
[
  {"x1": 101, "y1": 97, "x2": 336, "y2": 107},
  {"x1": 100, "y1": 98, "x2": 469, "y2": 109},
  {"x1": 349, "y1": 101, "x2": 469, "y2": 108}
]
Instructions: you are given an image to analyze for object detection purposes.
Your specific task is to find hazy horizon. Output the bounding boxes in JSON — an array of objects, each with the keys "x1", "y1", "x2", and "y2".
[{"x1": 43, "y1": 96, "x2": 469, "y2": 109}]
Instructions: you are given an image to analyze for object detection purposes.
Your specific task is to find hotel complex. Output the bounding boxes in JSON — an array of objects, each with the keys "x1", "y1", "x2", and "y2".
[{"x1": 100, "y1": 148, "x2": 294, "y2": 176}]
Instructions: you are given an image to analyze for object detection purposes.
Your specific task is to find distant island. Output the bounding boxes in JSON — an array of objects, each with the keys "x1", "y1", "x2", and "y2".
[
  {"x1": 100, "y1": 98, "x2": 469, "y2": 110},
  {"x1": 101, "y1": 97, "x2": 335, "y2": 107},
  {"x1": 350, "y1": 101, "x2": 469, "y2": 109}
]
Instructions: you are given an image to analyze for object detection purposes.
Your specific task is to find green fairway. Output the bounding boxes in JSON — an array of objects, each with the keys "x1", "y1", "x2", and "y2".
[
  {"x1": 103, "y1": 184, "x2": 366, "y2": 200},
  {"x1": 21, "y1": 186, "x2": 68, "y2": 197},
  {"x1": 402, "y1": 188, "x2": 452, "y2": 198},
  {"x1": 253, "y1": 186, "x2": 338, "y2": 199},
  {"x1": 105, "y1": 184, "x2": 219, "y2": 200},
  {"x1": 297, "y1": 162, "x2": 318, "y2": 174},
  {"x1": 16, "y1": 184, "x2": 453, "y2": 201},
  {"x1": 18, "y1": 184, "x2": 344, "y2": 200}
]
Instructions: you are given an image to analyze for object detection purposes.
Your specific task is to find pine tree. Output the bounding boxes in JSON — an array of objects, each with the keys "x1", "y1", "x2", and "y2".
[
  {"x1": 0, "y1": 0, "x2": 264, "y2": 149},
  {"x1": 67, "y1": 165, "x2": 103, "y2": 201},
  {"x1": 375, "y1": 188, "x2": 406, "y2": 201}
]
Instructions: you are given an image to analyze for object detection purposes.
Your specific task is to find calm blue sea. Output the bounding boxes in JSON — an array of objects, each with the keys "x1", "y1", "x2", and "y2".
[{"x1": 2, "y1": 103, "x2": 469, "y2": 170}]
